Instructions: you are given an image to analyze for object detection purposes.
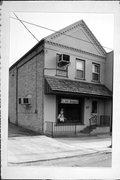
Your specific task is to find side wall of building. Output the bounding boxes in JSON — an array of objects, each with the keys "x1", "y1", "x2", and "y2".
[
  {"x1": 9, "y1": 67, "x2": 17, "y2": 124},
  {"x1": 9, "y1": 46, "x2": 44, "y2": 133},
  {"x1": 104, "y1": 51, "x2": 113, "y2": 123},
  {"x1": 105, "y1": 51, "x2": 113, "y2": 91}
]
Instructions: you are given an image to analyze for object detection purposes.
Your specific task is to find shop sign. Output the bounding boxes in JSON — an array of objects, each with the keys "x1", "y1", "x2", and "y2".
[{"x1": 61, "y1": 98, "x2": 79, "y2": 104}]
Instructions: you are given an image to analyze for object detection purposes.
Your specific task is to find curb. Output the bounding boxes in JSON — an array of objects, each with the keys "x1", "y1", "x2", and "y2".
[{"x1": 8, "y1": 148, "x2": 112, "y2": 165}]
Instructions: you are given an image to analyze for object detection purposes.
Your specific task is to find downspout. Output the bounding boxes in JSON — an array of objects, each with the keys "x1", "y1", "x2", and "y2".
[
  {"x1": 111, "y1": 52, "x2": 114, "y2": 135},
  {"x1": 109, "y1": 52, "x2": 113, "y2": 148},
  {"x1": 35, "y1": 50, "x2": 38, "y2": 114},
  {"x1": 42, "y1": 41, "x2": 45, "y2": 134},
  {"x1": 16, "y1": 67, "x2": 18, "y2": 125}
]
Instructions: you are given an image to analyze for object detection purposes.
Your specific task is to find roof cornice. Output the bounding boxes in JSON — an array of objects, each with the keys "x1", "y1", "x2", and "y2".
[
  {"x1": 46, "y1": 20, "x2": 106, "y2": 57},
  {"x1": 81, "y1": 20, "x2": 106, "y2": 56},
  {"x1": 50, "y1": 22, "x2": 82, "y2": 40},
  {"x1": 45, "y1": 40, "x2": 106, "y2": 59}
]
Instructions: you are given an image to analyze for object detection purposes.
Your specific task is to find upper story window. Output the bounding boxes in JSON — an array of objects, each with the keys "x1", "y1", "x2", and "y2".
[
  {"x1": 76, "y1": 59, "x2": 85, "y2": 79},
  {"x1": 92, "y1": 63, "x2": 100, "y2": 82},
  {"x1": 56, "y1": 53, "x2": 70, "y2": 77}
]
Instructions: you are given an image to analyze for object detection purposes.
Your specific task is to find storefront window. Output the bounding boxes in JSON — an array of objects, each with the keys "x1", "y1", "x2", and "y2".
[{"x1": 57, "y1": 97, "x2": 84, "y2": 124}]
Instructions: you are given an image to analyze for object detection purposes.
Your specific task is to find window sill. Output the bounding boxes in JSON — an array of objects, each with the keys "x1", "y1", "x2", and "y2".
[
  {"x1": 55, "y1": 74, "x2": 68, "y2": 78},
  {"x1": 75, "y1": 77, "x2": 86, "y2": 81},
  {"x1": 91, "y1": 80, "x2": 100, "y2": 83}
]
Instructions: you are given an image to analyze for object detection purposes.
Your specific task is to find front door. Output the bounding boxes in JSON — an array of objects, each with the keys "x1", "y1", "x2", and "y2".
[{"x1": 91, "y1": 100, "x2": 98, "y2": 125}]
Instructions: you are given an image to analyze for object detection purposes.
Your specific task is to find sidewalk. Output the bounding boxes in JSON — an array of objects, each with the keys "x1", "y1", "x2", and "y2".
[{"x1": 8, "y1": 134, "x2": 112, "y2": 165}]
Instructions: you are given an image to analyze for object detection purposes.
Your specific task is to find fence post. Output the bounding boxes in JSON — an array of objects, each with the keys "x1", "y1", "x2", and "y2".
[
  {"x1": 75, "y1": 124, "x2": 77, "y2": 136},
  {"x1": 51, "y1": 122, "x2": 54, "y2": 138},
  {"x1": 89, "y1": 119, "x2": 91, "y2": 136},
  {"x1": 109, "y1": 116, "x2": 111, "y2": 136}
]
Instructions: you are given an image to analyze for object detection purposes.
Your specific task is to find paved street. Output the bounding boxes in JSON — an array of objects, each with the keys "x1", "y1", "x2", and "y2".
[
  {"x1": 22, "y1": 151, "x2": 111, "y2": 167},
  {"x1": 8, "y1": 123, "x2": 112, "y2": 167}
]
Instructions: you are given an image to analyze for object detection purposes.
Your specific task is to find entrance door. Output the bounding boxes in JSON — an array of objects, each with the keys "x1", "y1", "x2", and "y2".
[{"x1": 91, "y1": 100, "x2": 98, "y2": 125}]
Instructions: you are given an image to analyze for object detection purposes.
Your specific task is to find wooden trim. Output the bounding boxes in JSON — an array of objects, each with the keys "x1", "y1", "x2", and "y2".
[{"x1": 45, "y1": 40, "x2": 106, "y2": 59}]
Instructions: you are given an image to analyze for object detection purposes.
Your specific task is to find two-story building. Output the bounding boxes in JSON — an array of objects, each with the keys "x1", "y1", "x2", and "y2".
[{"x1": 9, "y1": 20, "x2": 113, "y2": 137}]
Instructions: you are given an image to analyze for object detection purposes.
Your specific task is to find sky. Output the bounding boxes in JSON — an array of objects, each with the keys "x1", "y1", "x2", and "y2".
[{"x1": 10, "y1": 13, "x2": 114, "y2": 67}]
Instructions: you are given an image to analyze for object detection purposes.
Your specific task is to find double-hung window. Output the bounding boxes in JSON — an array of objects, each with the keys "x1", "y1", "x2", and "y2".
[
  {"x1": 76, "y1": 59, "x2": 85, "y2": 79},
  {"x1": 92, "y1": 63, "x2": 100, "y2": 82}
]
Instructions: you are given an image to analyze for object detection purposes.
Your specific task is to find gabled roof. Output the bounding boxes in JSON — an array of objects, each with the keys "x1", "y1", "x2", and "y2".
[
  {"x1": 10, "y1": 19, "x2": 107, "y2": 70},
  {"x1": 45, "y1": 76, "x2": 112, "y2": 98},
  {"x1": 45, "y1": 20, "x2": 106, "y2": 57}
]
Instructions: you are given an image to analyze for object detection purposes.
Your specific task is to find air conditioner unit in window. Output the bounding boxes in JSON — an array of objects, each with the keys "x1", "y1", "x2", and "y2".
[
  {"x1": 23, "y1": 98, "x2": 31, "y2": 105},
  {"x1": 19, "y1": 98, "x2": 31, "y2": 105},
  {"x1": 57, "y1": 54, "x2": 70, "y2": 67}
]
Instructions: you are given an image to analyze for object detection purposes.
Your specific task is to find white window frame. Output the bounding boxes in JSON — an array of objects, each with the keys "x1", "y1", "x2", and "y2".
[
  {"x1": 76, "y1": 59, "x2": 85, "y2": 80},
  {"x1": 92, "y1": 63, "x2": 100, "y2": 82}
]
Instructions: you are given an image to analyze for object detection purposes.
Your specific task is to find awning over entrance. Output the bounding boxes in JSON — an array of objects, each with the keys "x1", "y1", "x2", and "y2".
[{"x1": 45, "y1": 76, "x2": 112, "y2": 98}]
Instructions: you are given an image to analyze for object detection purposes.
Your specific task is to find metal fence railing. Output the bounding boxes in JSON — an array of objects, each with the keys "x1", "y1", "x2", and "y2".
[
  {"x1": 45, "y1": 122, "x2": 79, "y2": 137},
  {"x1": 45, "y1": 116, "x2": 111, "y2": 137},
  {"x1": 89, "y1": 115, "x2": 111, "y2": 135}
]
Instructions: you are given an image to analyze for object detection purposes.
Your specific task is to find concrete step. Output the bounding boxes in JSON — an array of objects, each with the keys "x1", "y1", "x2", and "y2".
[{"x1": 91, "y1": 127, "x2": 110, "y2": 135}]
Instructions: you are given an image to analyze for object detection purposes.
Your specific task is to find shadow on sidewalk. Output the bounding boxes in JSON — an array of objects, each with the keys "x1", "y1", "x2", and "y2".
[{"x1": 8, "y1": 122, "x2": 40, "y2": 137}]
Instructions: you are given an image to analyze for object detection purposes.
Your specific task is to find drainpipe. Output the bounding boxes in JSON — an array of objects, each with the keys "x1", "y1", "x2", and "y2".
[
  {"x1": 16, "y1": 67, "x2": 18, "y2": 125},
  {"x1": 35, "y1": 51, "x2": 38, "y2": 114},
  {"x1": 42, "y1": 45, "x2": 45, "y2": 134}
]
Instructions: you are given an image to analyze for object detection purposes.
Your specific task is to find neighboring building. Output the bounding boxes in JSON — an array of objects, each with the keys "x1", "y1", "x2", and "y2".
[{"x1": 9, "y1": 20, "x2": 113, "y2": 137}]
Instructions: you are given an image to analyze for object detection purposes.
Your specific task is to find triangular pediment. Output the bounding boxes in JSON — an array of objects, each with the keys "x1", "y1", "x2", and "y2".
[{"x1": 45, "y1": 20, "x2": 106, "y2": 57}]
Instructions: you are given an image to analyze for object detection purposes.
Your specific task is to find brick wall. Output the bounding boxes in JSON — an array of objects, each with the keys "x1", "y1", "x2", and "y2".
[
  {"x1": 9, "y1": 45, "x2": 44, "y2": 133},
  {"x1": 9, "y1": 67, "x2": 17, "y2": 124}
]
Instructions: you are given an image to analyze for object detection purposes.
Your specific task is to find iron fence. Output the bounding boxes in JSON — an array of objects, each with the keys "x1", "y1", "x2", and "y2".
[
  {"x1": 89, "y1": 115, "x2": 110, "y2": 127},
  {"x1": 45, "y1": 115, "x2": 111, "y2": 137},
  {"x1": 89, "y1": 115, "x2": 111, "y2": 134},
  {"x1": 45, "y1": 122, "x2": 80, "y2": 137}
]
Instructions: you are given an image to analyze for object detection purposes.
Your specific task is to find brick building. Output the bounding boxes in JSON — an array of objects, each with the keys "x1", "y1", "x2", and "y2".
[{"x1": 9, "y1": 20, "x2": 113, "y2": 137}]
